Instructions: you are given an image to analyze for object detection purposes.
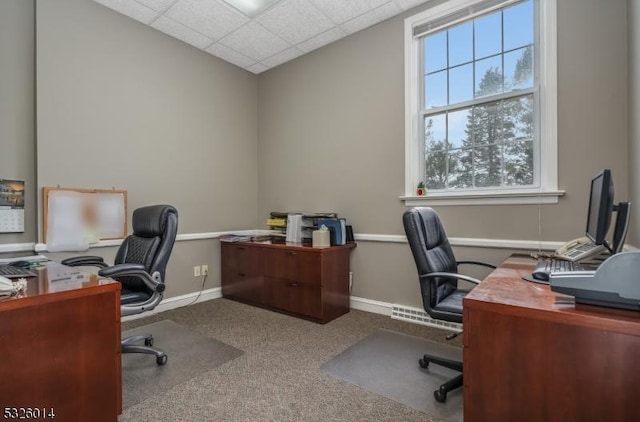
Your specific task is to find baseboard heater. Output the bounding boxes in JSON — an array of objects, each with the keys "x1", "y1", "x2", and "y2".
[{"x1": 391, "y1": 305, "x2": 463, "y2": 331}]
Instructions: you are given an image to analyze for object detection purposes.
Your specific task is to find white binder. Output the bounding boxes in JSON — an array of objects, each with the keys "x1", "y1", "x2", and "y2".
[{"x1": 286, "y1": 214, "x2": 303, "y2": 243}]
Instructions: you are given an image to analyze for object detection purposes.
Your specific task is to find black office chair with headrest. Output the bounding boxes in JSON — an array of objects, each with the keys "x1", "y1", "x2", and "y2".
[
  {"x1": 403, "y1": 207, "x2": 495, "y2": 402},
  {"x1": 62, "y1": 204, "x2": 178, "y2": 365}
]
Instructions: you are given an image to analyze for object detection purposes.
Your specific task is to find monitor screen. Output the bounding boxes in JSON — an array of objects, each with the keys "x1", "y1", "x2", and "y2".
[{"x1": 585, "y1": 169, "x2": 614, "y2": 244}]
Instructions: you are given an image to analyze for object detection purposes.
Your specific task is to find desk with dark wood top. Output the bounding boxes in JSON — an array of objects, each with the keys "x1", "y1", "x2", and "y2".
[
  {"x1": 463, "y1": 255, "x2": 640, "y2": 422},
  {"x1": 0, "y1": 262, "x2": 121, "y2": 421}
]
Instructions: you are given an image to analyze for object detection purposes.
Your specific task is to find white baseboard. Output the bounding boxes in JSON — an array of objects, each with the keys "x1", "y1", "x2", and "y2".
[
  {"x1": 350, "y1": 295, "x2": 393, "y2": 316},
  {"x1": 122, "y1": 287, "x2": 222, "y2": 322}
]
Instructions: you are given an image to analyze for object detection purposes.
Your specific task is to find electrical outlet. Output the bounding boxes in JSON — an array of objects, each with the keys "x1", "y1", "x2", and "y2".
[
  {"x1": 193, "y1": 265, "x2": 201, "y2": 277},
  {"x1": 202, "y1": 265, "x2": 209, "y2": 276}
]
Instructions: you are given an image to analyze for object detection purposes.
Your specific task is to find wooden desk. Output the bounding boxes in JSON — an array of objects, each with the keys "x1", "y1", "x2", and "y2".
[
  {"x1": 463, "y1": 255, "x2": 640, "y2": 421},
  {"x1": 0, "y1": 262, "x2": 121, "y2": 421}
]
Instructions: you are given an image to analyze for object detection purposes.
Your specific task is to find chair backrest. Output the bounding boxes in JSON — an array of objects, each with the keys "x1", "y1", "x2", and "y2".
[
  {"x1": 115, "y1": 205, "x2": 178, "y2": 293},
  {"x1": 402, "y1": 207, "x2": 459, "y2": 318}
]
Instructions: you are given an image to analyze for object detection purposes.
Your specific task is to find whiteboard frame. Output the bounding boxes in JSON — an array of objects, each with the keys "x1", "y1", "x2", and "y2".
[{"x1": 42, "y1": 186, "x2": 128, "y2": 243}]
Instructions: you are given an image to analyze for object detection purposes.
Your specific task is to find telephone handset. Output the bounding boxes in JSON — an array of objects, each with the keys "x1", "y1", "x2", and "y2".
[
  {"x1": 0, "y1": 276, "x2": 14, "y2": 297},
  {"x1": 555, "y1": 237, "x2": 590, "y2": 255},
  {"x1": 554, "y1": 236, "x2": 606, "y2": 262},
  {"x1": 0, "y1": 276, "x2": 28, "y2": 297}
]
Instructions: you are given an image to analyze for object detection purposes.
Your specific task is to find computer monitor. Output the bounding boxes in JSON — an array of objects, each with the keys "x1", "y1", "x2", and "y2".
[
  {"x1": 585, "y1": 169, "x2": 614, "y2": 245},
  {"x1": 612, "y1": 201, "x2": 631, "y2": 253}
]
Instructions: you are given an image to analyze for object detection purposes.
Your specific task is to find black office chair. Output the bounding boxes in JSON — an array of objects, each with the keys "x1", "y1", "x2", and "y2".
[
  {"x1": 62, "y1": 204, "x2": 178, "y2": 365},
  {"x1": 402, "y1": 207, "x2": 495, "y2": 403}
]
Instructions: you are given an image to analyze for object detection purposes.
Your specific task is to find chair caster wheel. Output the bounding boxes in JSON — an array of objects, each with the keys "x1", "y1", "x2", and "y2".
[
  {"x1": 144, "y1": 337, "x2": 154, "y2": 347},
  {"x1": 156, "y1": 354, "x2": 168, "y2": 365},
  {"x1": 434, "y1": 389, "x2": 447, "y2": 403},
  {"x1": 418, "y1": 358, "x2": 429, "y2": 368}
]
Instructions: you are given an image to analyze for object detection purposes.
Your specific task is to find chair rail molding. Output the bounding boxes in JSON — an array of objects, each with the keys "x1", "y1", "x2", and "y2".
[
  {"x1": 0, "y1": 243, "x2": 36, "y2": 253},
  {"x1": 354, "y1": 233, "x2": 564, "y2": 251},
  {"x1": 24, "y1": 230, "x2": 580, "y2": 253}
]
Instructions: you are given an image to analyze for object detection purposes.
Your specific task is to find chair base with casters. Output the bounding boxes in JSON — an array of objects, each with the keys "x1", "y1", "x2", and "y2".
[
  {"x1": 121, "y1": 334, "x2": 168, "y2": 365},
  {"x1": 119, "y1": 283, "x2": 169, "y2": 366},
  {"x1": 419, "y1": 354, "x2": 463, "y2": 403}
]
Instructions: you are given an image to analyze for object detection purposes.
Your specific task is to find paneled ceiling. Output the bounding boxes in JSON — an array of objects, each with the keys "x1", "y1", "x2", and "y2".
[{"x1": 93, "y1": 0, "x2": 430, "y2": 74}]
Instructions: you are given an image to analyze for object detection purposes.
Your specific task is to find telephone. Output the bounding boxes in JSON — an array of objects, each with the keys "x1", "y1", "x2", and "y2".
[
  {"x1": 0, "y1": 276, "x2": 28, "y2": 297},
  {"x1": 554, "y1": 237, "x2": 606, "y2": 262},
  {"x1": 0, "y1": 276, "x2": 14, "y2": 297}
]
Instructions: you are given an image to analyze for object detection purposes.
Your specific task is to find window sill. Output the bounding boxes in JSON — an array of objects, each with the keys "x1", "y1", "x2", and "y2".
[{"x1": 400, "y1": 189, "x2": 565, "y2": 206}]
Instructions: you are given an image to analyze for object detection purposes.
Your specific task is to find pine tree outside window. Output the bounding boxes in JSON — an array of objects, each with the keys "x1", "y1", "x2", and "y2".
[{"x1": 404, "y1": 0, "x2": 562, "y2": 206}]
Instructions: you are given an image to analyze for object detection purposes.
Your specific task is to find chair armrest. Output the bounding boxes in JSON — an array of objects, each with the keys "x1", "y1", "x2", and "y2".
[
  {"x1": 61, "y1": 256, "x2": 108, "y2": 268},
  {"x1": 422, "y1": 272, "x2": 482, "y2": 285},
  {"x1": 98, "y1": 264, "x2": 166, "y2": 293},
  {"x1": 456, "y1": 260, "x2": 497, "y2": 269}
]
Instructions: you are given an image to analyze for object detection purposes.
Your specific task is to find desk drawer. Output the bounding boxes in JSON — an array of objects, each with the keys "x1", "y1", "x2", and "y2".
[
  {"x1": 222, "y1": 243, "x2": 262, "y2": 274},
  {"x1": 221, "y1": 243, "x2": 264, "y2": 303},
  {"x1": 263, "y1": 249, "x2": 321, "y2": 284},
  {"x1": 264, "y1": 277, "x2": 322, "y2": 319}
]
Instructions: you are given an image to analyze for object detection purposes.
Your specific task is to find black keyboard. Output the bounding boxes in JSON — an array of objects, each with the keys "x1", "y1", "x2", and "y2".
[
  {"x1": 531, "y1": 259, "x2": 585, "y2": 283},
  {"x1": 0, "y1": 264, "x2": 36, "y2": 279}
]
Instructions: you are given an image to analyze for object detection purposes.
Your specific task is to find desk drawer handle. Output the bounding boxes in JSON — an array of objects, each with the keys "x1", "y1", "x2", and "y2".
[
  {"x1": 287, "y1": 252, "x2": 298, "y2": 256},
  {"x1": 238, "y1": 272, "x2": 246, "y2": 277},
  {"x1": 237, "y1": 247, "x2": 246, "y2": 251},
  {"x1": 287, "y1": 283, "x2": 299, "y2": 287}
]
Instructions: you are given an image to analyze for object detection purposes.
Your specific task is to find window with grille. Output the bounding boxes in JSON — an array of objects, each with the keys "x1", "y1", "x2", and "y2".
[{"x1": 404, "y1": 0, "x2": 560, "y2": 205}]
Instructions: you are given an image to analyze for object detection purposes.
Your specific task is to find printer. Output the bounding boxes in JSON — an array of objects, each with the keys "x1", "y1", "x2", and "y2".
[{"x1": 549, "y1": 251, "x2": 640, "y2": 311}]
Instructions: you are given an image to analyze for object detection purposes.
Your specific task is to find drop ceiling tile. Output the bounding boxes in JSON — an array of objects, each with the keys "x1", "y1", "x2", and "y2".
[
  {"x1": 256, "y1": 0, "x2": 334, "y2": 44},
  {"x1": 135, "y1": 0, "x2": 175, "y2": 13},
  {"x1": 261, "y1": 46, "x2": 303, "y2": 68},
  {"x1": 206, "y1": 43, "x2": 256, "y2": 69},
  {"x1": 165, "y1": 0, "x2": 249, "y2": 40},
  {"x1": 309, "y1": 0, "x2": 389, "y2": 24},
  {"x1": 93, "y1": 0, "x2": 159, "y2": 24},
  {"x1": 341, "y1": 2, "x2": 400, "y2": 34},
  {"x1": 152, "y1": 16, "x2": 213, "y2": 49},
  {"x1": 247, "y1": 63, "x2": 270, "y2": 74},
  {"x1": 219, "y1": 22, "x2": 291, "y2": 62},
  {"x1": 95, "y1": 0, "x2": 421, "y2": 72},
  {"x1": 393, "y1": 0, "x2": 430, "y2": 11},
  {"x1": 297, "y1": 27, "x2": 345, "y2": 52}
]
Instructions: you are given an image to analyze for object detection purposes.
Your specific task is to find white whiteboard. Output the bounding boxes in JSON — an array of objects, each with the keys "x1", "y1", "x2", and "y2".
[{"x1": 43, "y1": 187, "x2": 127, "y2": 252}]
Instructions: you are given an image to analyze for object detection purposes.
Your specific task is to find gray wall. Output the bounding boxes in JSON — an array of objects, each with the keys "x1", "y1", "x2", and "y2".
[
  {"x1": 0, "y1": 0, "x2": 36, "y2": 245},
  {"x1": 37, "y1": 0, "x2": 258, "y2": 235},
  {"x1": 34, "y1": 0, "x2": 258, "y2": 296},
  {"x1": 258, "y1": 0, "x2": 629, "y2": 307},
  {"x1": 630, "y1": 0, "x2": 640, "y2": 247}
]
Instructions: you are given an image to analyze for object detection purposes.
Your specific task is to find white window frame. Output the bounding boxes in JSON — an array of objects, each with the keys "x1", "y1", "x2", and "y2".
[{"x1": 402, "y1": 0, "x2": 562, "y2": 206}]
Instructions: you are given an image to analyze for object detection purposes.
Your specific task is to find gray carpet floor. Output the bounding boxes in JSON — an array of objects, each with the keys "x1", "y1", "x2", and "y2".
[
  {"x1": 122, "y1": 320, "x2": 243, "y2": 409},
  {"x1": 119, "y1": 298, "x2": 463, "y2": 422}
]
